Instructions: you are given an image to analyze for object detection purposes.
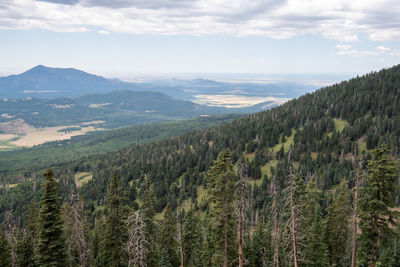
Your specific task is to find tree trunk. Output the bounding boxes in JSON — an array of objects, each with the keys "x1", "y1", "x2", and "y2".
[
  {"x1": 237, "y1": 160, "x2": 245, "y2": 267},
  {"x1": 351, "y1": 153, "x2": 359, "y2": 267},
  {"x1": 223, "y1": 229, "x2": 228, "y2": 267},
  {"x1": 178, "y1": 212, "x2": 184, "y2": 267},
  {"x1": 289, "y1": 167, "x2": 299, "y2": 267},
  {"x1": 272, "y1": 176, "x2": 280, "y2": 267}
]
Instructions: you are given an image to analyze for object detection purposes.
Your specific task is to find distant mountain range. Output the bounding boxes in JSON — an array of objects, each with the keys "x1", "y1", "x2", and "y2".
[
  {"x1": 0, "y1": 65, "x2": 318, "y2": 100},
  {"x1": 0, "y1": 65, "x2": 321, "y2": 129}
]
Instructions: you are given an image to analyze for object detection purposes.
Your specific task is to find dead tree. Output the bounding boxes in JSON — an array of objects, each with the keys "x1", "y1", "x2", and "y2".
[
  {"x1": 177, "y1": 209, "x2": 184, "y2": 267},
  {"x1": 125, "y1": 210, "x2": 151, "y2": 267},
  {"x1": 237, "y1": 158, "x2": 248, "y2": 267},
  {"x1": 351, "y1": 149, "x2": 360, "y2": 267},
  {"x1": 71, "y1": 193, "x2": 91, "y2": 267},
  {"x1": 289, "y1": 166, "x2": 299, "y2": 267},
  {"x1": 272, "y1": 175, "x2": 280, "y2": 267}
]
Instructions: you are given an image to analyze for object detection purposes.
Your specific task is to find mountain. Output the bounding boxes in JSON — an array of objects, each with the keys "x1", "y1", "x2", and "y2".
[
  {"x1": 0, "y1": 65, "x2": 316, "y2": 108},
  {"x1": 1, "y1": 65, "x2": 400, "y2": 266},
  {"x1": 0, "y1": 65, "x2": 141, "y2": 98}
]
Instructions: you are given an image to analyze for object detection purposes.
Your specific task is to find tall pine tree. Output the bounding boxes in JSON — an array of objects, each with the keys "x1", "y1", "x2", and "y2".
[
  {"x1": 36, "y1": 169, "x2": 68, "y2": 267},
  {"x1": 102, "y1": 172, "x2": 127, "y2": 267},
  {"x1": 207, "y1": 149, "x2": 237, "y2": 267},
  {"x1": 358, "y1": 144, "x2": 399, "y2": 267}
]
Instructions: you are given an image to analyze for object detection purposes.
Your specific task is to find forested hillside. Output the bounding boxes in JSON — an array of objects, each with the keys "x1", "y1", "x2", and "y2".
[{"x1": 1, "y1": 65, "x2": 400, "y2": 266}]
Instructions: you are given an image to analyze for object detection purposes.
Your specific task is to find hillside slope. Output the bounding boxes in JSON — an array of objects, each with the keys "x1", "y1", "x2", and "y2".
[{"x1": 66, "y1": 64, "x2": 400, "y2": 212}]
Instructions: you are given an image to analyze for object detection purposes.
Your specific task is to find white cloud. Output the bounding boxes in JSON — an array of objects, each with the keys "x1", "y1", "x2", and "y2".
[
  {"x1": 0, "y1": 0, "x2": 399, "y2": 41},
  {"x1": 335, "y1": 45, "x2": 400, "y2": 56},
  {"x1": 97, "y1": 30, "x2": 109, "y2": 34}
]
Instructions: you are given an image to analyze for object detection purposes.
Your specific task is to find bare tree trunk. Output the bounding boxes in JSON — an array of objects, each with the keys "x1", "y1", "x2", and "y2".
[
  {"x1": 223, "y1": 229, "x2": 228, "y2": 267},
  {"x1": 125, "y1": 210, "x2": 151, "y2": 267},
  {"x1": 237, "y1": 159, "x2": 246, "y2": 267},
  {"x1": 261, "y1": 247, "x2": 267, "y2": 267},
  {"x1": 178, "y1": 210, "x2": 184, "y2": 267},
  {"x1": 71, "y1": 193, "x2": 91, "y2": 267},
  {"x1": 351, "y1": 152, "x2": 360, "y2": 267},
  {"x1": 289, "y1": 167, "x2": 299, "y2": 267},
  {"x1": 272, "y1": 175, "x2": 280, "y2": 267}
]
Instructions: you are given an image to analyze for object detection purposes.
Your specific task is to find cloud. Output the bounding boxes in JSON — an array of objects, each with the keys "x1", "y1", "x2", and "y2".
[
  {"x1": 0, "y1": 0, "x2": 400, "y2": 41},
  {"x1": 335, "y1": 44, "x2": 400, "y2": 56}
]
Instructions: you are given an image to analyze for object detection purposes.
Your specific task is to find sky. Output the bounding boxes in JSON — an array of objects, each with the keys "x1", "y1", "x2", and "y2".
[{"x1": 0, "y1": 0, "x2": 400, "y2": 77}]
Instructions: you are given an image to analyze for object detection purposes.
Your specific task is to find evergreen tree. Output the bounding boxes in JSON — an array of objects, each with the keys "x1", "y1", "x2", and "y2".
[
  {"x1": 326, "y1": 179, "x2": 351, "y2": 267},
  {"x1": 183, "y1": 205, "x2": 201, "y2": 267},
  {"x1": 306, "y1": 205, "x2": 329, "y2": 267},
  {"x1": 16, "y1": 229, "x2": 35, "y2": 267},
  {"x1": 141, "y1": 175, "x2": 158, "y2": 266},
  {"x1": 159, "y1": 204, "x2": 178, "y2": 267},
  {"x1": 200, "y1": 212, "x2": 214, "y2": 267},
  {"x1": 207, "y1": 149, "x2": 237, "y2": 267},
  {"x1": 358, "y1": 144, "x2": 399, "y2": 267},
  {"x1": 92, "y1": 216, "x2": 106, "y2": 267},
  {"x1": 0, "y1": 224, "x2": 11, "y2": 267},
  {"x1": 36, "y1": 169, "x2": 68, "y2": 267},
  {"x1": 249, "y1": 220, "x2": 272, "y2": 267},
  {"x1": 102, "y1": 172, "x2": 127, "y2": 267},
  {"x1": 16, "y1": 200, "x2": 38, "y2": 267},
  {"x1": 302, "y1": 176, "x2": 328, "y2": 267}
]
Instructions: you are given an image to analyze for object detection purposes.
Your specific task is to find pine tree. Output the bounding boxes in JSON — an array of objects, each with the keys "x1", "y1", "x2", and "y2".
[
  {"x1": 36, "y1": 169, "x2": 68, "y2": 267},
  {"x1": 302, "y1": 176, "x2": 328, "y2": 267},
  {"x1": 102, "y1": 172, "x2": 127, "y2": 267},
  {"x1": 92, "y1": 216, "x2": 106, "y2": 267},
  {"x1": 326, "y1": 179, "x2": 351, "y2": 267},
  {"x1": 200, "y1": 212, "x2": 214, "y2": 267},
  {"x1": 17, "y1": 200, "x2": 38, "y2": 267},
  {"x1": 306, "y1": 205, "x2": 329, "y2": 267},
  {"x1": 141, "y1": 175, "x2": 158, "y2": 266},
  {"x1": 183, "y1": 205, "x2": 201, "y2": 267},
  {"x1": 358, "y1": 144, "x2": 399, "y2": 267},
  {"x1": 249, "y1": 220, "x2": 272, "y2": 267},
  {"x1": 159, "y1": 204, "x2": 178, "y2": 267},
  {"x1": 0, "y1": 224, "x2": 11, "y2": 267},
  {"x1": 207, "y1": 149, "x2": 237, "y2": 267}
]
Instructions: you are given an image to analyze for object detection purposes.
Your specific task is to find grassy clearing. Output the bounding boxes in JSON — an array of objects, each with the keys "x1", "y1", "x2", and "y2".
[
  {"x1": 74, "y1": 172, "x2": 93, "y2": 188},
  {"x1": 273, "y1": 129, "x2": 295, "y2": 153},
  {"x1": 261, "y1": 159, "x2": 278, "y2": 179},
  {"x1": 334, "y1": 118, "x2": 349, "y2": 133},
  {"x1": 359, "y1": 139, "x2": 367, "y2": 152}
]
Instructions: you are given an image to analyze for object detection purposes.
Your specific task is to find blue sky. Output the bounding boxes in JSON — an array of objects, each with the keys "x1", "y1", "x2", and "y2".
[{"x1": 0, "y1": 0, "x2": 399, "y2": 78}]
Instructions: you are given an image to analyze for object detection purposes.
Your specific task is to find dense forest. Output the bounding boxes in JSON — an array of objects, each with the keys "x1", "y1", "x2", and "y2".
[{"x1": 1, "y1": 64, "x2": 400, "y2": 266}]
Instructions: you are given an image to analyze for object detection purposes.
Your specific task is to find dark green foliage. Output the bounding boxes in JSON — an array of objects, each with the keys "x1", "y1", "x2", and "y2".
[
  {"x1": 16, "y1": 200, "x2": 38, "y2": 267},
  {"x1": 102, "y1": 173, "x2": 127, "y2": 267},
  {"x1": 249, "y1": 220, "x2": 272, "y2": 267},
  {"x1": 159, "y1": 204, "x2": 178, "y2": 267},
  {"x1": 36, "y1": 169, "x2": 68, "y2": 267},
  {"x1": 183, "y1": 205, "x2": 202, "y2": 267},
  {"x1": 0, "y1": 224, "x2": 11, "y2": 267},
  {"x1": 141, "y1": 175, "x2": 158, "y2": 266},
  {"x1": 358, "y1": 144, "x2": 399, "y2": 266},
  {"x1": 325, "y1": 180, "x2": 351, "y2": 267},
  {"x1": 207, "y1": 149, "x2": 237, "y2": 266}
]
